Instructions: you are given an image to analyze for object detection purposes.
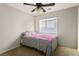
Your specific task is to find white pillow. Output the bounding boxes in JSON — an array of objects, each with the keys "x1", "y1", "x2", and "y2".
[{"x1": 24, "y1": 31, "x2": 32, "y2": 37}]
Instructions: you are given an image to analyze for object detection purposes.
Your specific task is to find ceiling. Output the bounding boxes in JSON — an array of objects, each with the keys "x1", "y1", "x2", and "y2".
[{"x1": 6, "y1": 3, "x2": 79, "y2": 16}]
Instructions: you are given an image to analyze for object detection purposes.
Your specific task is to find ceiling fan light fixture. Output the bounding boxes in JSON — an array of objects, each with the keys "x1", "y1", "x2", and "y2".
[
  {"x1": 23, "y1": 3, "x2": 55, "y2": 13},
  {"x1": 36, "y1": 8, "x2": 44, "y2": 13}
]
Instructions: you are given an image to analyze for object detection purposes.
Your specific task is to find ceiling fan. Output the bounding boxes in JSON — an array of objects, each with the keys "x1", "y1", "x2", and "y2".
[{"x1": 23, "y1": 3, "x2": 55, "y2": 12}]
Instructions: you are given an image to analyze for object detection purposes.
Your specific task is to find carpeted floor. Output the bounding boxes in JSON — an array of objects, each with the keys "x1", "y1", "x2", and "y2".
[
  {"x1": 1, "y1": 46, "x2": 79, "y2": 56},
  {"x1": 54, "y1": 47, "x2": 79, "y2": 56},
  {"x1": 0, "y1": 46, "x2": 46, "y2": 56}
]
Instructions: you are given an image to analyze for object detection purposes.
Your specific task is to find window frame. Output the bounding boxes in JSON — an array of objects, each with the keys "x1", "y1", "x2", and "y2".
[{"x1": 39, "y1": 17, "x2": 57, "y2": 35}]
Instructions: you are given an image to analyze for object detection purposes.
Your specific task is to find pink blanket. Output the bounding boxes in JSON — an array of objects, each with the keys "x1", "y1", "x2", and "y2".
[{"x1": 31, "y1": 34, "x2": 56, "y2": 42}]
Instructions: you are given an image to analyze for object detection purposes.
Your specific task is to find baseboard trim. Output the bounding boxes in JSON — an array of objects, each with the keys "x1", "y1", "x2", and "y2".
[{"x1": 0, "y1": 45, "x2": 20, "y2": 54}]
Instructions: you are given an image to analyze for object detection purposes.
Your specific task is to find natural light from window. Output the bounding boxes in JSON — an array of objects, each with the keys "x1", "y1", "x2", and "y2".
[{"x1": 39, "y1": 17, "x2": 57, "y2": 35}]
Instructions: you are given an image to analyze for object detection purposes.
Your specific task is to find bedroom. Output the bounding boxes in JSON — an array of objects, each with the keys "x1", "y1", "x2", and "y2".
[{"x1": 0, "y1": 3, "x2": 79, "y2": 56}]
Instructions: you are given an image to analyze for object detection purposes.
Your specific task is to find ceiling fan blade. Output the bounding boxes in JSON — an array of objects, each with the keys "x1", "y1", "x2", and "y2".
[
  {"x1": 42, "y1": 3, "x2": 55, "y2": 7},
  {"x1": 41, "y1": 7, "x2": 46, "y2": 12},
  {"x1": 24, "y1": 3, "x2": 36, "y2": 6},
  {"x1": 32, "y1": 8, "x2": 36, "y2": 12}
]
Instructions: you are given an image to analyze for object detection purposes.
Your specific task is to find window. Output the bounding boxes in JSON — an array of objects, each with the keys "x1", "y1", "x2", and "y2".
[{"x1": 39, "y1": 17, "x2": 57, "y2": 34}]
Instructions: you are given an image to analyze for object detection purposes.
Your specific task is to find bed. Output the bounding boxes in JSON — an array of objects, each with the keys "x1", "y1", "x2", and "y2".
[{"x1": 20, "y1": 32, "x2": 57, "y2": 56}]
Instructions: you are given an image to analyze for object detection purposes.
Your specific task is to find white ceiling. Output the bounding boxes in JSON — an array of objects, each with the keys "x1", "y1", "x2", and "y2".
[{"x1": 6, "y1": 3, "x2": 79, "y2": 16}]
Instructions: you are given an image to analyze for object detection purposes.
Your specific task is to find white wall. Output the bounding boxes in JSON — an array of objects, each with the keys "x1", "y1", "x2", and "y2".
[
  {"x1": 0, "y1": 4, "x2": 34, "y2": 54},
  {"x1": 78, "y1": 6, "x2": 79, "y2": 50},
  {"x1": 35, "y1": 6, "x2": 78, "y2": 49}
]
